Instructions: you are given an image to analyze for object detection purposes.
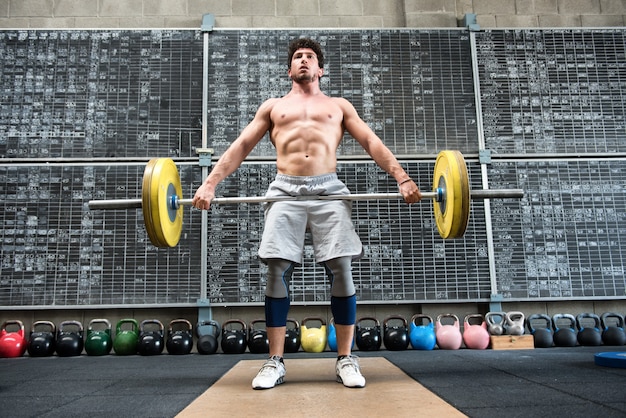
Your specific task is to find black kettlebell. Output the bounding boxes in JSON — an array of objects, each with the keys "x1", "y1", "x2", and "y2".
[
  {"x1": 28, "y1": 320, "x2": 56, "y2": 357},
  {"x1": 56, "y1": 320, "x2": 84, "y2": 357},
  {"x1": 166, "y1": 319, "x2": 193, "y2": 355},
  {"x1": 221, "y1": 319, "x2": 247, "y2": 354},
  {"x1": 383, "y1": 315, "x2": 409, "y2": 351},
  {"x1": 526, "y1": 314, "x2": 553, "y2": 348},
  {"x1": 138, "y1": 319, "x2": 165, "y2": 356},
  {"x1": 196, "y1": 320, "x2": 220, "y2": 355},
  {"x1": 552, "y1": 314, "x2": 577, "y2": 347},
  {"x1": 600, "y1": 312, "x2": 626, "y2": 346},
  {"x1": 576, "y1": 313, "x2": 603, "y2": 346},
  {"x1": 355, "y1": 317, "x2": 381, "y2": 351},
  {"x1": 284, "y1": 318, "x2": 301, "y2": 353},
  {"x1": 248, "y1": 319, "x2": 269, "y2": 354}
]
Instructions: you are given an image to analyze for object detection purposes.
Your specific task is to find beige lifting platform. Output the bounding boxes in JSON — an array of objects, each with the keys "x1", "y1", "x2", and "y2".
[{"x1": 177, "y1": 357, "x2": 466, "y2": 417}]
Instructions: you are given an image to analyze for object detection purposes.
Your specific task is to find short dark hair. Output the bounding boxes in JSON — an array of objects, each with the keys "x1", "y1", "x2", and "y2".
[{"x1": 287, "y1": 37, "x2": 324, "y2": 69}]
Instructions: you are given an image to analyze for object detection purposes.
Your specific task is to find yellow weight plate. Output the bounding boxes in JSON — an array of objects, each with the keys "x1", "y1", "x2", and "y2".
[
  {"x1": 142, "y1": 158, "x2": 183, "y2": 247},
  {"x1": 432, "y1": 150, "x2": 470, "y2": 239}
]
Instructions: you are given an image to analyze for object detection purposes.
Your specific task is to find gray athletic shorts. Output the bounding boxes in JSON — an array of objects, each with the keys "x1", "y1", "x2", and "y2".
[{"x1": 258, "y1": 173, "x2": 363, "y2": 264}]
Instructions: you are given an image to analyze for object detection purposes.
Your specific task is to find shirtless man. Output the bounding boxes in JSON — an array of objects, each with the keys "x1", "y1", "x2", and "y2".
[{"x1": 192, "y1": 38, "x2": 421, "y2": 389}]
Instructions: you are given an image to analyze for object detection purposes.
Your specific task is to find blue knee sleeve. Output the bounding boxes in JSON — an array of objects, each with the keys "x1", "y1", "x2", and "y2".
[
  {"x1": 331, "y1": 294, "x2": 357, "y2": 325},
  {"x1": 265, "y1": 296, "x2": 290, "y2": 327}
]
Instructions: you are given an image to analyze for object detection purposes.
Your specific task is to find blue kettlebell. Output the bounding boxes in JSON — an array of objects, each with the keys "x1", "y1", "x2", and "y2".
[
  {"x1": 409, "y1": 314, "x2": 436, "y2": 350},
  {"x1": 327, "y1": 318, "x2": 337, "y2": 352}
]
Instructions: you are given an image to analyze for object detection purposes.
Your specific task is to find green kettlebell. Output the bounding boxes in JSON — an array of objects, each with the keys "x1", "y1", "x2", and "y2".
[
  {"x1": 113, "y1": 319, "x2": 139, "y2": 355},
  {"x1": 85, "y1": 319, "x2": 112, "y2": 356}
]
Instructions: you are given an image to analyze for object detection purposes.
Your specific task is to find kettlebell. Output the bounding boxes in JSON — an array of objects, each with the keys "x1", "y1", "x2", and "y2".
[
  {"x1": 196, "y1": 320, "x2": 220, "y2": 355},
  {"x1": 56, "y1": 320, "x2": 84, "y2": 357},
  {"x1": 284, "y1": 318, "x2": 301, "y2": 353},
  {"x1": 485, "y1": 312, "x2": 506, "y2": 335},
  {"x1": 166, "y1": 319, "x2": 193, "y2": 355},
  {"x1": 300, "y1": 317, "x2": 327, "y2": 353},
  {"x1": 138, "y1": 319, "x2": 165, "y2": 356},
  {"x1": 552, "y1": 314, "x2": 578, "y2": 347},
  {"x1": 221, "y1": 319, "x2": 247, "y2": 354},
  {"x1": 462, "y1": 314, "x2": 490, "y2": 350},
  {"x1": 383, "y1": 315, "x2": 409, "y2": 351},
  {"x1": 28, "y1": 320, "x2": 56, "y2": 357},
  {"x1": 85, "y1": 319, "x2": 112, "y2": 356},
  {"x1": 355, "y1": 317, "x2": 382, "y2": 351},
  {"x1": 435, "y1": 313, "x2": 462, "y2": 350},
  {"x1": 504, "y1": 311, "x2": 525, "y2": 335},
  {"x1": 327, "y1": 318, "x2": 337, "y2": 352},
  {"x1": 248, "y1": 319, "x2": 270, "y2": 354},
  {"x1": 409, "y1": 314, "x2": 436, "y2": 350},
  {"x1": 0, "y1": 320, "x2": 27, "y2": 358},
  {"x1": 113, "y1": 318, "x2": 139, "y2": 355},
  {"x1": 600, "y1": 312, "x2": 626, "y2": 346},
  {"x1": 576, "y1": 313, "x2": 603, "y2": 346},
  {"x1": 526, "y1": 314, "x2": 553, "y2": 348}
]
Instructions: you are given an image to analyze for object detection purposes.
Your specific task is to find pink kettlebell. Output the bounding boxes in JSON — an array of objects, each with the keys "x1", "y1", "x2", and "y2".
[
  {"x1": 435, "y1": 313, "x2": 462, "y2": 350},
  {"x1": 462, "y1": 314, "x2": 490, "y2": 349}
]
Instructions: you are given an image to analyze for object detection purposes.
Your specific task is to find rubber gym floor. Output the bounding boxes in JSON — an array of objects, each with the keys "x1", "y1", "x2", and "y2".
[{"x1": 1, "y1": 346, "x2": 625, "y2": 418}]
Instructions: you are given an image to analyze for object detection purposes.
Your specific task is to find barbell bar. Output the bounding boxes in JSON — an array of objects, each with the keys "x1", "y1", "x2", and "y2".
[{"x1": 87, "y1": 150, "x2": 524, "y2": 247}]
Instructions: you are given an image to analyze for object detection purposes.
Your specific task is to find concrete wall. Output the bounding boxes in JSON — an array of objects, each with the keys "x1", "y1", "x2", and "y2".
[{"x1": 0, "y1": 0, "x2": 624, "y2": 29}]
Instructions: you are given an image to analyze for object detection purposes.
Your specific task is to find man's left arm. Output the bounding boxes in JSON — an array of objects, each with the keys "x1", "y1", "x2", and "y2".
[{"x1": 339, "y1": 98, "x2": 422, "y2": 203}]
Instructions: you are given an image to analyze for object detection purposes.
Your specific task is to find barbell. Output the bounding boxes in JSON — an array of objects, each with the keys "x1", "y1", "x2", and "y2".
[{"x1": 88, "y1": 150, "x2": 524, "y2": 247}]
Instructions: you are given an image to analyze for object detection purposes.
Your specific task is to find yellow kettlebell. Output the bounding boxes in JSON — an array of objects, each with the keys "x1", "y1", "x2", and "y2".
[{"x1": 300, "y1": 317, "x2": 327, "y2": 353}]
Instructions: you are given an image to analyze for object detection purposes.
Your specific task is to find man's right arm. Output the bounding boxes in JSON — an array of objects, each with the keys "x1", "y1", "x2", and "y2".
[{"x1": 192, "y1": 99, "x2": 275, "y2": 210}]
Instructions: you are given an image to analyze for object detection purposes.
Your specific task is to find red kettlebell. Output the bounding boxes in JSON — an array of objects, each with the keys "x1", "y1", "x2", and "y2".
[
  {"x1": 436, "y1": 314, "x2": 462, "y2": 350},
  {"x1": 28, "y1": 320, "x2": 57, "y2": 357},
  {"x1": 0, "y1": 320, "x2": 27, "y2": 358},
  {"x1": 462, "y1": 314, "x2": 490, "y2": 350}
]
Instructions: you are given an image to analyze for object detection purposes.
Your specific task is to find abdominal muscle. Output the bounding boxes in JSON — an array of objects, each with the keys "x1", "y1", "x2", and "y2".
[{"x1": 269, "y1": 96, "x2": 344, "y2": 177}]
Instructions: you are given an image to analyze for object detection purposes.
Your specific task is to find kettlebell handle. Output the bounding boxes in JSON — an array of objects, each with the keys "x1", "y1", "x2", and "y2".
[
  {"x1": 88, "y1": 318, "x2": 111, "y2": 331},
  {"x1": 31, "y1": 320, "x2": 56, "y2": 334},
  {"x1": 196, "y1": 320, "x2": 220, "y2": 337},
  {"x1": 58, "y1": 320, "x2": 84, "y2": 335},
  {"x1": 526, "y1": 314, "x2": 552, "y2": 334},
  {"x1": 600, "y1": 312, "x2": 625, "y2": 329},
  {"x1": 168, "y1": 319, "x2": 192, "y2": 332},
  {"x1": 575, "y1": 313, "x2": 601, "y2": 330},
  {"x1": 141, "y1": 319, "x2": 164, "y2": 334},
  {"x1": 222, "y1": 319, "x2": 246, "y2": 332},
  {"x1": 383, "y1": 315, "x2": 408, "y2": 329}
]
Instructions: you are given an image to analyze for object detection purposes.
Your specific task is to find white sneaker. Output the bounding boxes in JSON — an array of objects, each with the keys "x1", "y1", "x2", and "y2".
[
  {"x1": 336, "y1": 355, "x2": 366, "y2": 388},
  {"x1": 252, "y1": 356, "x2": 286, "y2": 389}
]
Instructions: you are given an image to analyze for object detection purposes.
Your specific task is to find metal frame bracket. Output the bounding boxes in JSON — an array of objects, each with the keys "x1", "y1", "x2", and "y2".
[
  {"x1": 196, "y1": 147, "x2": 214, "y2": 167},
  {"x1": 462, "y1": 13, "x2": 480, "y2": 31},
  {"x1": 479, "y1": 149, "x2": 492, "y2": 164},
  {"x1": 201, "y1": 14, "x2": 215, "y2": 32}
]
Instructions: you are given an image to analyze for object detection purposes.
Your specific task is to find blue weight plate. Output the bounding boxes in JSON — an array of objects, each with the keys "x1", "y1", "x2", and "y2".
[{"x1": 594, "y1": 352, "x2": 626, "y2": 368}]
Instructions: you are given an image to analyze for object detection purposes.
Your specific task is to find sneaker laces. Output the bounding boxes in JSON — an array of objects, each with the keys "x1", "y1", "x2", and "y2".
[
  {"x1": 258, "y1": 357, "x2": 282, "y2": 376},
  {"x1": 338, "y1": 355, "x2": 361, "y2": 375}
]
